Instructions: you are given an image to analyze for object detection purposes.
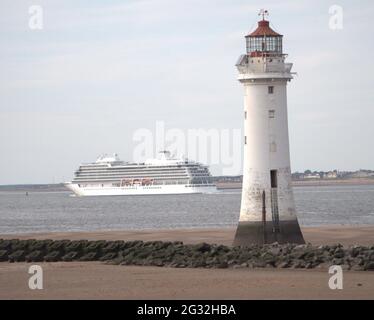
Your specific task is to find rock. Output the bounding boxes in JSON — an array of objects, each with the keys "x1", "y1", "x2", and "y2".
[
  {"x1": 217, "y1": 261, "x2": 228, "y2": 269},
  {"x1": 364, "y1": 262, "x2": 374, "y2": 271},
  {"x1": 8, "y1": 250, "x2": 26, "y2": 262},
  {"x1": 316, "y1": 262, "x2": 330, "y2": 270},
  {"x1": 332, "y1": 258, "x2": 344, "y2": 265},
  {"x1": 79, "y1": 252, "x2": 98, "y2": 261},
  {"x1": 12, "y1": 240, "x2": 30, "y2": 251},
  {"x1": 294, "y1": 244, "x2": 307, "y2": 250},
  {"x1": 313, "y1": 255, "x2": 326, "y2": 264},
  {"x1": 29, "y1": 240, "x2": 48, "y2": 252},
  {"x1": 83, "y1": 240, "x2": 107, "y2": 253},
  {"x1": 292, "y1": 260, "x2": 306, "y2": 269},
  {"x1": 25, "y1": 250, "x2": 44, "y2": 262},
  {"x1": 190, "y1": 259, "x2": 206, "y2": 268},
  {"x1": 193, "y1": 243, "x2": 211, "y2": 253},
  {"x1": 367, "y1": 250, "x2": 374, "y2": 261},
  {"x1": 341, "y1": 264, "x2": 351, "y2": 271},
  {"x1": 357, "y1": 258, "x2": 365, "y2": 266},
  {"x1": 216, "y1": 245, "x2": 230, "y2": 253},
  {"x1": 135, "y1": 248, "x2": 154, "y2": 259},
  {"x1": 278, "y1": 261, "x2": 290, "y2": 269},
  {"x1": 352, "y1": 265, "x2": 365, "y2": 271},
  {"x1": 233, "y1": 262, "x2": 248, "y2": 269},
  {"x1": 0, "y1": 240, "x2": 12, "y2": 251},
  {"x1": 253, "y1": 261, "x2": 266, "y2": 268},
  {"x1": 150, "y1": 259, "x2": 165, "y2": 267},
  {"x1": 333, "y1": 249, "x2": 345, "y2": 259},
  {"x1": 261, "y1": 252, "x2": 276, "y2": 264},
  {"x1": 266, "y1": 263, "x2": 276, "y2": 268},
  {"x1": 226, "y1": 259, "x2": 234, "y2": 266},
  {"x1": 123, "y1": 240, "x2": 144, "y2": 249},
  {"x1": 65, "y1": 240, "x2": 88, "y2": 253},
  {"x1": 349, "y1": 246, "x2": 362, "y2": 258},
  {"x1": 303, "y1": 251, "x2": 316, "y2": 261},
  {"x1": 0, "y1": 250, "x2": 9, "y2": 262},
  {"x1": 62, "y1": 251, "x2": 80, "y2": 262},
  {"x1": 268, "y1": 247, "x2": 281, "y2": 256},
  {"x1": 48, "y1": 240, "x2": 71, "y2": 251},
  {"x1": 237, "y1": 253, "x2": 252, "y2": 263},
  {"x1": 99, "y1": 252, "x2": 118, "y2": 261},
  {"x1": 44, "y1": 251, "x2": 63, "y2": 262}
]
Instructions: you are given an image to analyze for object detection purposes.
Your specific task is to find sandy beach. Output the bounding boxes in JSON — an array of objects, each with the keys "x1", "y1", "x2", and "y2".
[{"x1": 1, "y1": 226, "x2": 374, "y2": 300}]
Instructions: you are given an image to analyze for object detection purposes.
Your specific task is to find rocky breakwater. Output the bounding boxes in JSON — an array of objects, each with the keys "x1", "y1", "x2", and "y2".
[{"x1": 1, "y1": 239, "x2": 374, "y2": 271}]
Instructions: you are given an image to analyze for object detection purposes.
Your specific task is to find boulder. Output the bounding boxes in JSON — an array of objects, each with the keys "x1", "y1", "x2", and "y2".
[
  {"x1": 44, "y1": 251, "x2": 63, "y2": 262},
  {"x1": 25, "y1": 250, "x2": 44, "y2": 262},
  {"x1": 62, "y1": 251, "x2": 81, "y2": 262},
  {"x1": 8, "y1": 250, "x2": 26, "y2": 262},
  {"x1": 0, "y1": 250, "x2": 9, "y2": 262}
]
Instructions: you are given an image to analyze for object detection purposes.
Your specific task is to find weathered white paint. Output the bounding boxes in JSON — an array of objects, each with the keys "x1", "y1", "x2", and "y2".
[{"x1": 237, "y1": 55, "x2": 297, "y2": 223}]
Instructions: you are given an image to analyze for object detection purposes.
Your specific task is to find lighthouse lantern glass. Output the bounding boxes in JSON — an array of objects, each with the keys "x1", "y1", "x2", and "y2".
[{"x1": 246, "y1": 36, "x2": 283, "y2": 56}]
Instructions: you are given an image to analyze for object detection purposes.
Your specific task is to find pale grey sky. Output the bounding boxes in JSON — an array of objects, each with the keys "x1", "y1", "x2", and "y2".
[{"x1": 0, "y1": 0, "x2": 373, "y2": 184}]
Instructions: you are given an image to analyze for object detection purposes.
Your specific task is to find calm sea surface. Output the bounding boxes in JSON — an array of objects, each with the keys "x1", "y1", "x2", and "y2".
[{"x1": 0, "y1": 185, "x2": 374, "y2": 234}]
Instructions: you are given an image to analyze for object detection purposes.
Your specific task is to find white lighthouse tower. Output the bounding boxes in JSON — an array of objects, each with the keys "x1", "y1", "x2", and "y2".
[{"x1": 233, "y1": 11, "x2": 305, "y2": 246}]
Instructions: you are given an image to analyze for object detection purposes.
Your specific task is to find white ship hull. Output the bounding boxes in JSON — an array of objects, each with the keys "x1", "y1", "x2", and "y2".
[{"x1": 65, "y1": 183, "x2": 218, "y2": 197}]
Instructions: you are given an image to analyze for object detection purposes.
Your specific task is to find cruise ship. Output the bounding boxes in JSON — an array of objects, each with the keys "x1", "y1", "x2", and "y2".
[{"x1": 65, "y1": 151, "x2": 217, "y2": 196}]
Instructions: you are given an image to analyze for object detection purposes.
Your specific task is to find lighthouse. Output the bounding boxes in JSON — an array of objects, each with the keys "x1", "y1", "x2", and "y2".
[{"x1": 233, "y1": 11, "x2": 305, "y2": 246}]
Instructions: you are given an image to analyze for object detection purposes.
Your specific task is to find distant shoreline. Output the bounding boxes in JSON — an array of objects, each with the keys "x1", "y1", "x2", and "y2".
[{"x1": 216, "y1": 178, "x2": 374, "y2": 189}]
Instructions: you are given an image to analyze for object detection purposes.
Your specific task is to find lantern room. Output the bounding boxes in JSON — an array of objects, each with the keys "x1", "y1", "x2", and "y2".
[{"x1": 245, "y1": 19, "x2": 283, "y2": 57}]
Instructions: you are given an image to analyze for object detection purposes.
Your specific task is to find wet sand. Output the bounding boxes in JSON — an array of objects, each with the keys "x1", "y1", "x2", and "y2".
[
  {"x1": 1, "y1": 226, "x2": 374, "y2": 300},
  {"x1": 1, "y1": 262, "x2": 373, "y2": 300}
]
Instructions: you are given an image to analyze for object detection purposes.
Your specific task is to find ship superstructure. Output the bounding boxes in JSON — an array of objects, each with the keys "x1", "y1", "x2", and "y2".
[{"x1": 66, "y1": 151, "x2": 217, "y2": 196}]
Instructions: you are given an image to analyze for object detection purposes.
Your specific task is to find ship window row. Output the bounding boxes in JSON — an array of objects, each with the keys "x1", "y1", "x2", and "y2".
[
  {"x1": 76, "y1": 168, "x2": 190, "y2": 173},
  {"x1": 74, "y1": 177, "x2": 213, "y2": 183},
  {"x1": 75, "y1": 169, "x2": 189, "y2": 176},
  {"x1": 76, "y1": 169, "x2": 188, "y2": 173},
  {"x1": 74, "y1": 175, "x2": 210, "y2": 181},
  {"x1": 76, "y1": 172, "x2": 195, "y2": 178},
  {"x1": 73, "y1": 176, "x2": 196, "y2": 182},
  {"x1": 79, "y1": 164, "x2": 203, "y2": 171},
  {"x1": 73, "y1": 177, "x2": 193, "y2": 182},
  {"x1": 75, "y1": 171, "x2": 208, "y2": 177},
  {"x1": 76, "y1": 171, "x2": 189, "y2": 176},
  {"x1": 76, "y1": 179, "x2": 212, "y2": 185}
]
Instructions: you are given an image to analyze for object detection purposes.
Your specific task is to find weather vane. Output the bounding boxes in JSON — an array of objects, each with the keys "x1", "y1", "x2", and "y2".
[{"x1": 258, "y1": 9, "x2": 269, "y2": 21}]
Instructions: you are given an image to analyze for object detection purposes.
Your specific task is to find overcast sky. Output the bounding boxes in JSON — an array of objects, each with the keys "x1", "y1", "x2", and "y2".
[{"x1": 0, "y1": 0, "x2": 373, "y2": 184}]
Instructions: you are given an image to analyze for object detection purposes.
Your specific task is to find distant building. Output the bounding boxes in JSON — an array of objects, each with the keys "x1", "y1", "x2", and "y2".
[{"x1": 323, "y1": 171, "x2": 338, "y2": 179}]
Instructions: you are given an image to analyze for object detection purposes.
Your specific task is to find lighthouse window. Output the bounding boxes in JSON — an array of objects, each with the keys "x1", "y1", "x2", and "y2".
[
  {"x1": 268, "y1": 86, "x2": 274, "y2": 94},
  {"x1": 269, "y1": 110, "x2": 275, "y2": 118},
  {"x1": 244, "y1": 136, "x2": 247, "y2": 145},
  {"x1": 244, "y1": 111, "x2": 247, "y2": 119}
]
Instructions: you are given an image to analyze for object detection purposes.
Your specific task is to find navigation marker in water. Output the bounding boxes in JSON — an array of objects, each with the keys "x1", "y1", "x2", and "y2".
[{"x1": 233, "y1": 11, "x2": 305, "y2": 245}]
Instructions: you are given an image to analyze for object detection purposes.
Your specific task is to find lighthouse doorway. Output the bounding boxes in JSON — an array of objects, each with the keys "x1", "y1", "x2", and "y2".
[{"x1": 270, "y1": 170, "x2": 280, "y2": 235}]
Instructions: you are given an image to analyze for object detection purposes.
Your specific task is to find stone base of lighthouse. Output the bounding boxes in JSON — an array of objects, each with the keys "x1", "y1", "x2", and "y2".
[{"x1": 233, "y1": 220, "x2": 305, "y2": 246}]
